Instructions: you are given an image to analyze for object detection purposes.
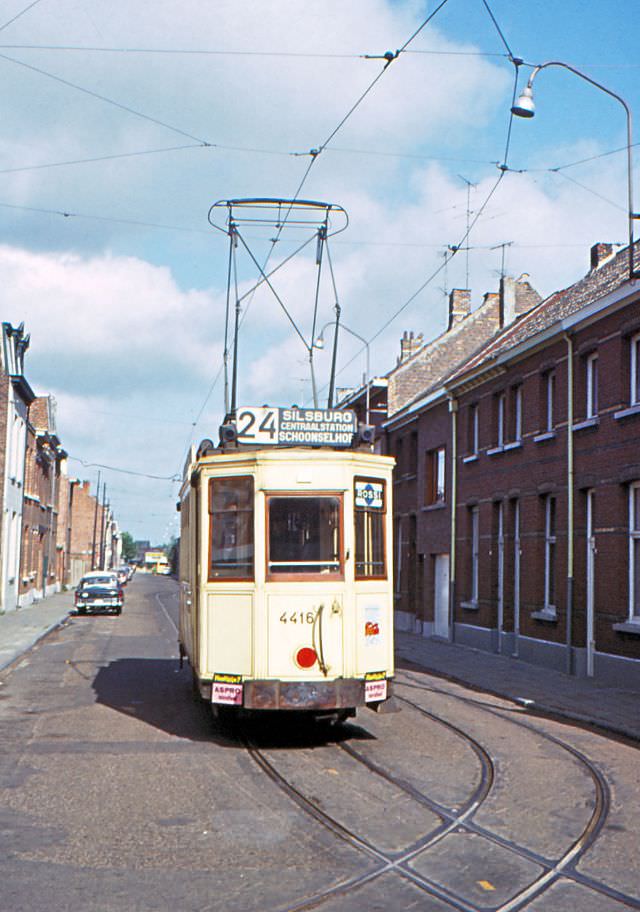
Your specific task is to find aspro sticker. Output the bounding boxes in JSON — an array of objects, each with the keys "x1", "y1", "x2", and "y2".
[
  {"x1": 365, "y1": 677, "x2": 387, "y2": 703},
  {"x1": 212, "y1": 674, "x2": 243, "y2": 705}
]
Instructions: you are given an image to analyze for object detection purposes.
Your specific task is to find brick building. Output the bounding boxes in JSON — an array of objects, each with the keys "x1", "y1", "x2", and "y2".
[
  {"x1": 383, "y1": 276, "x2": 541, "y2": 636},
  {"x1": 447, "y1": 242, "x2": 640, "y2": 686},
  {"x1": 0, "y1": 323, "x2": 34, "y2": 613},
  {"x1": 68, "y1": 480, "x2": 103, "y2": 584},
  {"x1": 19, "y1": 396, "x2": 65, "y2": 606},
  {"x1": 367, "y1": 240, "x2": 640, "y2": 686}
]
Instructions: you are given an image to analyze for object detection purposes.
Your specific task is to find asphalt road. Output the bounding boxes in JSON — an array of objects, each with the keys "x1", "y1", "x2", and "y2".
[{"x1": 0, "y1": 575, "x2": 638, "y2": 912}]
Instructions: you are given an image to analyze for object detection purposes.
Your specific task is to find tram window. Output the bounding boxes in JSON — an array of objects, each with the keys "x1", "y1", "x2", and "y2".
[
  {"x1": 267, "y1": 496, "x2": 341, "y2": 576},
  {"x1": 209, "y1": 476, "x2": 254, "y2": 580},
  {"x1": 354, "y1": 478, "x2": 386, "y2": 579}
]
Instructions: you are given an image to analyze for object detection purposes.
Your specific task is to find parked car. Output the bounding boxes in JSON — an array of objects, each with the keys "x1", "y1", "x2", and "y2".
[{"x1": 75, "y1": 571, "x2": 124, "y2": 615}]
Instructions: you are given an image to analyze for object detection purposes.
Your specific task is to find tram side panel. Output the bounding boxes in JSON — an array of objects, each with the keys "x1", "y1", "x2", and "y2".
[
  {"x1": 178, "y1": 483, "x2": 197, "y2": 670},
  {"x1": 198, "y1": 467, "x2": 255, "y2": 699}
]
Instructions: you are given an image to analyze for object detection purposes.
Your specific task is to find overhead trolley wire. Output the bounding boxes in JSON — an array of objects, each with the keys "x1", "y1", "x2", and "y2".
[
  {"x1": 0, "y1": 199, "x2": 211, "y2": 233},
  {"x1": 183, "y1": 0, "x2": 456, "y2": 448},
  {"x1": 480, "y1": 0, "x2": 515, "y2": 60},
  {"x1": 0, "y1": 143, "x2": 207, "y2": 175},
  {"x1": 68, "y1": 455, "x2": 180, "y2": 481},
  {"x1": 549, "y1": 169, "x2": 628, "y2": 213},
  {"x1": 0, "y1": 0, "x2": 43, "y2": 34},
  {"x1": 0, "y1": 43, "x2": 512, "y2": 61},
  {"x1": 318, "y1": 0, "x2": 521, "y2": 395},
  {"x1": 369, "y1": 170, "x2": 506, "y2": 346},
  {"x1": 0, "y1": 52, "x2": 214, "y2": 145}
]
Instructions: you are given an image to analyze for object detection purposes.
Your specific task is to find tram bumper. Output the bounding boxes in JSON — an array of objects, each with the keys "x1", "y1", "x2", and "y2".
[{"x1": 242, "y1": 678, "x2": 394, "y2": 711}]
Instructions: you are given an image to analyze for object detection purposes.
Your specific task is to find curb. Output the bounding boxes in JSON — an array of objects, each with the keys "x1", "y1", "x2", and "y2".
[
  {"x1": 396, "y1": 652, "x2": 640, "y2": 746},
  {"x1": 0, "y1": 611, "x2": 71, "y2": 674}
]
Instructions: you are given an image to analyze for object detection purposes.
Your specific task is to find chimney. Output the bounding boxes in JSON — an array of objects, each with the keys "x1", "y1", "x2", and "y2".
[
  {"x1": 500, "y1": 274, "x2": 541, "y2": 327},
  {"x1": 590, "y1": 242, "x2": 614, "y2": 271},
  {"x1": 448, "y1": 288, "x2": 471, "y2": 329},
  {"x1": 398, "y1": 330, "x2": 424, "y2": 364}
]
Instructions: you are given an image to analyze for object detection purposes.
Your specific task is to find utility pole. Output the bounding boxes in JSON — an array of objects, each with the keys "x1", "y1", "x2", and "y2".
[
  {"x1": 91, "y1": 472, "x2": 101, "y2": 571},
  {"x1": 98, "y1": 485, "x2": 108, "y2": 571}
]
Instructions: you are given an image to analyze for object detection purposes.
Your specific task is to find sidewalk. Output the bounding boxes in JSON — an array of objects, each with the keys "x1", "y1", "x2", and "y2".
[
  {"x1": 395, "y1": 630, "x2": 640, "y2": 743},
  {"x1": 0, "y1": 590, "x2": 73, "y2": 673},
  {"x1": 0, "y1": 596, "x2": 638, "y2": 743}
]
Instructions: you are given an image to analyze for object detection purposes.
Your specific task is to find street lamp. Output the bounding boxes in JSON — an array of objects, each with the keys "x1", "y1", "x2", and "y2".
[
  {"x1": 315, "y1": 321, "x2": 371, "y2": 425},
  {"x1": 512, "y1": 60, "x2": 639, "y2": 280}
]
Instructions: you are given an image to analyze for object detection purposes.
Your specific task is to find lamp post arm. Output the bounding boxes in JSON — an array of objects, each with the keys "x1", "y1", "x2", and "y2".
[
  {"x1": 339, "y1": 324, "x2": 371, "y2": 425},
  {"x1": 528, "y1": 61, "x2": 637, "y2": 277}
]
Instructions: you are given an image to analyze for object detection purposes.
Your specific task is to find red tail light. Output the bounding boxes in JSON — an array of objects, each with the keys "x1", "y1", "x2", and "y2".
[{"x1": 295, "y1": 647, "x2": 317, "y2": 669}]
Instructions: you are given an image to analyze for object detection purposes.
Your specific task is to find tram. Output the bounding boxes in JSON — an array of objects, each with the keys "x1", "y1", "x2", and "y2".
[{"x1": 178, "y1": 405, "x2": 395, "y2": 718}]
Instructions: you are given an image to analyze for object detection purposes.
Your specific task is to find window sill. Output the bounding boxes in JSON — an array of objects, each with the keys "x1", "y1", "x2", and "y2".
[
  {"x1": 612, "y1": 621, "x2": 640, "y2": 635},
  {"x1": 423, "y1": 501, "x2": 446, "y2": 512},
  {"x1": 573, "y1": 417, "x2": 599, "y2": 432},
  {"x1": 460, "y1": 600, "x2": 479, "y2": 611},
  {"x1": 614, "y1": 404, "x2": 640, "y2": 421},
  {"x1": 533, "y1": 431, "x2": 556, "y2": 443},
  {"x1": 462, "y1": 454, "x2": 478, "y2": 464},
  {"x1": 531, "y1": 609, "x2": 558, "y2": 623},
  {"x1": 487, "y1": 441, "x2": 522, "y2": 456}
]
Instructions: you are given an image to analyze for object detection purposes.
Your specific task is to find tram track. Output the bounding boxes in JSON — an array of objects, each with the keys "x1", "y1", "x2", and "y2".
[
  {"x1": 155, "y1": 591, "x2": 639, "y2": 910},
  {"x1": 238, "y1": 701, "x2": 499, "y2": 911},
  {"x1": 395, "y1": 671, "x2": 640, "y2": 911},
  {"x1": 242, "y1": 685, "x2": 640, "y2": 911}
]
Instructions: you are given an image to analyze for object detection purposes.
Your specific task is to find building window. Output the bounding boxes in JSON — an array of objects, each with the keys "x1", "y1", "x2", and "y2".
[
  {"x1": 511, "y1": 384, "x2": 523, "y2": 442},
  {"x1": 426, "y1": 447, "x2": 446, "y2": 505},
  {"x1": 208, "y1": 476, "x2": 254, "y2": 580},
  {"x1": 469, "y1": 403, "x2": 479, "y2": 455},
  {"x1": 496, "y1": 392, "x2": 506, "y2": 447},
  {"x1": 471, "y1": 506, "x2": 479, "y2": 604},
  {"x1": 408, "y1": 431, "x2": 418, "y2": 477},
  {"x1": 544, "y1": 495, "x2": 557, "y2": 614},
  {"x1": 354, "y1": 478, "x2": 386, "y2": 579},
  {"x1": 629, "y1": 483, "x2": 640, "y2": 621},
  {"x1": 631, "y1": 333, "x2": 640, "y2": 406},
  {"x1": 544, "y1": 370, "x2": 556, "y2": 432},
  {"x1": 586, "y1": 352, "x2": 598, "y2": 419},
  {"x1": 395, "y1": 437, "x2": 404, "y2": 479}
]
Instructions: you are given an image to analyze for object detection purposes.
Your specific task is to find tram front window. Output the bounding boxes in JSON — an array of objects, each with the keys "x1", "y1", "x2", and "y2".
[
  {"x1": 209, "y1": 476, "x2": 254, "y2": 579},
  {"x1": 268, "y1": 496, "x2": 341, "y2": 576}
]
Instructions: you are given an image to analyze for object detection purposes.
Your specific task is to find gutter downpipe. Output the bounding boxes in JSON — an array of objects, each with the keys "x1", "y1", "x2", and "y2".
[
  {"x1": 565, "y1": 332, "x2": 575, "y2": 675},
  {"x1": 448, "y1": 394, "x2": 458, "y2": 643}
]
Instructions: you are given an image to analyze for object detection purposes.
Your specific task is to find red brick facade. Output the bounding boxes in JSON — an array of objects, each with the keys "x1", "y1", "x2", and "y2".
[{"x1": 384, "y1": 244, "x2": 640, "y2": 686}]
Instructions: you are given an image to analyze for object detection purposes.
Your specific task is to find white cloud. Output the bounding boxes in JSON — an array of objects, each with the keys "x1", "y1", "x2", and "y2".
[{"x1": 0, "y1": 1, "x2": 635, "y2": 540}]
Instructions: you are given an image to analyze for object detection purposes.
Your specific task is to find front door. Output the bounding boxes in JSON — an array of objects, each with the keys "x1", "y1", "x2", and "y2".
[{"x1": 434, "y1": 554, "x2": 450, "y2": 638}]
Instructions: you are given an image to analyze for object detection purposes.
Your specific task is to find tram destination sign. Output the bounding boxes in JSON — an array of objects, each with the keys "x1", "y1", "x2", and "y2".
[{"x1": 236, "y1": 406, "x2": 357, "y2": 447}]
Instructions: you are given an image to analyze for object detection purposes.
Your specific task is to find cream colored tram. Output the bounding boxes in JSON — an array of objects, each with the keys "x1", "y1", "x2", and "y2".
[{"x1": 178, "y1": 424, "x2": 395, "y2": 718}]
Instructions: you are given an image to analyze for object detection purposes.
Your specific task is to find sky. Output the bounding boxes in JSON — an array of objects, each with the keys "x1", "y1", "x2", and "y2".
[{"x1": 0, "y1": 0, "x2": 638, "y2": 544}]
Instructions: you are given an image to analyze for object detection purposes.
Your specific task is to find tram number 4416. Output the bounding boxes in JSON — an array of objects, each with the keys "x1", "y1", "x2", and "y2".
[{"x1": 280, "y1": 611, "x2": 317, "y2": 625}]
